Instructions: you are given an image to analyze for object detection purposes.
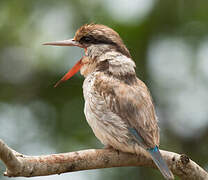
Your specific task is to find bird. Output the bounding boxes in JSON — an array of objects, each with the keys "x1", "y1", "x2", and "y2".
[{"x1": 43, "y1": 24, "x2": 174, "y2": 180}]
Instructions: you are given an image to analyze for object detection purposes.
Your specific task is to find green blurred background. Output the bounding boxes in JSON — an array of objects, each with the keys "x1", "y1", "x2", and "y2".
[{"x1": 0, "y1": 0, "x2": 208, "y2": 179}]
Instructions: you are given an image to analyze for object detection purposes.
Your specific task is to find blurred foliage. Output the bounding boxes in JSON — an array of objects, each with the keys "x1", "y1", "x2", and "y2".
[{"x1": 0, "y1": 0, "x2": 208, "y2": 180}]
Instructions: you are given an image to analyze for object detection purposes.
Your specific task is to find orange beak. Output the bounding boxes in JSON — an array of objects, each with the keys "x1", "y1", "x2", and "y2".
[{"x1": 43, "y1": 39, "x2": 84, "y2": 87}]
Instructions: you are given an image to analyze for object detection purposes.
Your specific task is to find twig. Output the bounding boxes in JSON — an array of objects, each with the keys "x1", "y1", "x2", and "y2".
[{"x1": 0, "y1": 139, "x2": 207, "y2": 179}]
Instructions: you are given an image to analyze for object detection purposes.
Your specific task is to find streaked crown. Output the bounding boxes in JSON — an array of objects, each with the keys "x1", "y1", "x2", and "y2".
[{"x1": 74, "y1": 24, "x2": 131, "y2": 58}]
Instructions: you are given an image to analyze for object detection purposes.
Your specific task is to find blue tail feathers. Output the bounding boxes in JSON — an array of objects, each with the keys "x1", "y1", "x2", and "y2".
[
  {"x1": 148, "y1": 146, "x2": 173, "y2": 180},
  {"x1": 128, "y1": 128, "x2": 173, "y2": 179}
]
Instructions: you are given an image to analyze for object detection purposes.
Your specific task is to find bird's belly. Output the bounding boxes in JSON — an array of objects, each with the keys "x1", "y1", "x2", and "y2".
[
  {"x1": 84, "y1": 101, "x2": 113, "y2": 144},
  {"x1": 83, "y1": 74, "x2": 141, "y2": 154},
  {"x1": 84, "y1": 96, "x2": 138, "y2": 154}
]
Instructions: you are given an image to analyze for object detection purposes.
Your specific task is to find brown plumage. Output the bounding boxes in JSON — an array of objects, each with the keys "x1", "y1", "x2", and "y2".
[
  {"x1": 44, "y1": 24, "x2": 174, "y2": 180},
  {"x1": 93, "y1": 72, "x2": 159, "y2": 148}
]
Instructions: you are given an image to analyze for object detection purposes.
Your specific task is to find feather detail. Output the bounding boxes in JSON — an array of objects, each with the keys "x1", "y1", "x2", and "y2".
[
  {"x1": 148, "y1": 146, "x2": 174, "y2": 180},
  {"x1": 128, "y1": 128, "x2": 173, "y2": 180},
  {"x1": 128, "y1": 127, "x2": 146, "y2": 148},
  {"x1": 93, "y1": 72, "x2": 160, "y2": 148}
]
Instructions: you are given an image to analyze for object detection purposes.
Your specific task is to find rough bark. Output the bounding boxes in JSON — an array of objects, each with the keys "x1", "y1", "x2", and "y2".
[{"x1": 0, "y1": 139, "x2": 207, "y2": 180}]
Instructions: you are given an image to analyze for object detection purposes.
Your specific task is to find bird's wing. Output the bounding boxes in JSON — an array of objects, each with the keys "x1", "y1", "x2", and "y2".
[{"x1": 94, "y1": 73, "x2": 159, "y2": 148}]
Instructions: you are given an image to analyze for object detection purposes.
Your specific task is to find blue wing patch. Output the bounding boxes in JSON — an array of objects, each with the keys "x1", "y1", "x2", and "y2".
[{"x1": 128, "y1": 127, "x2": 146, "y2": 148}]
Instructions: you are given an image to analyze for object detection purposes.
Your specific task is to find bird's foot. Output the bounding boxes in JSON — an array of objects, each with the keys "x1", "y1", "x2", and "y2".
[
  {"x1": 104, "y1": 145, "x2": 113, "y2": 149},
  {"x1": 103, "y1": 145, "x2": 120, "y2": 155}
]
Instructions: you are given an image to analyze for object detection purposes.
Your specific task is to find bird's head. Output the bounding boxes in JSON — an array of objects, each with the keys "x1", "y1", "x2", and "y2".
[{"x1": 44, "y1": 24, "x2": 135, "y2": 87}]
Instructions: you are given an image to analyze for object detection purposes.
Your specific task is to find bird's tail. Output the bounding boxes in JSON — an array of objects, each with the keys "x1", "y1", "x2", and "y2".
[{"x1": 147, "y1": 146, "x2": 174, "y2": 180}]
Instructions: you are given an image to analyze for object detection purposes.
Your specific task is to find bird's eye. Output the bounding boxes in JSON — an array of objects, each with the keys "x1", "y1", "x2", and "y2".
[{"x1": 80, "y1": 36, "x2": 93, "y2": 43}]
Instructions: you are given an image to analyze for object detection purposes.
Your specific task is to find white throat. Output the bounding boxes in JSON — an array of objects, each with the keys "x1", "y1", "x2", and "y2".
[{"x1": 80, "y1": 45, "x2": 136, "y2": 78}]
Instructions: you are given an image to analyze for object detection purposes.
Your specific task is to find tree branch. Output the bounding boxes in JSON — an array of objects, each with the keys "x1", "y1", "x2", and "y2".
[{"x1": 0, "y1": 139, "x2": 207, "y2": 180}]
